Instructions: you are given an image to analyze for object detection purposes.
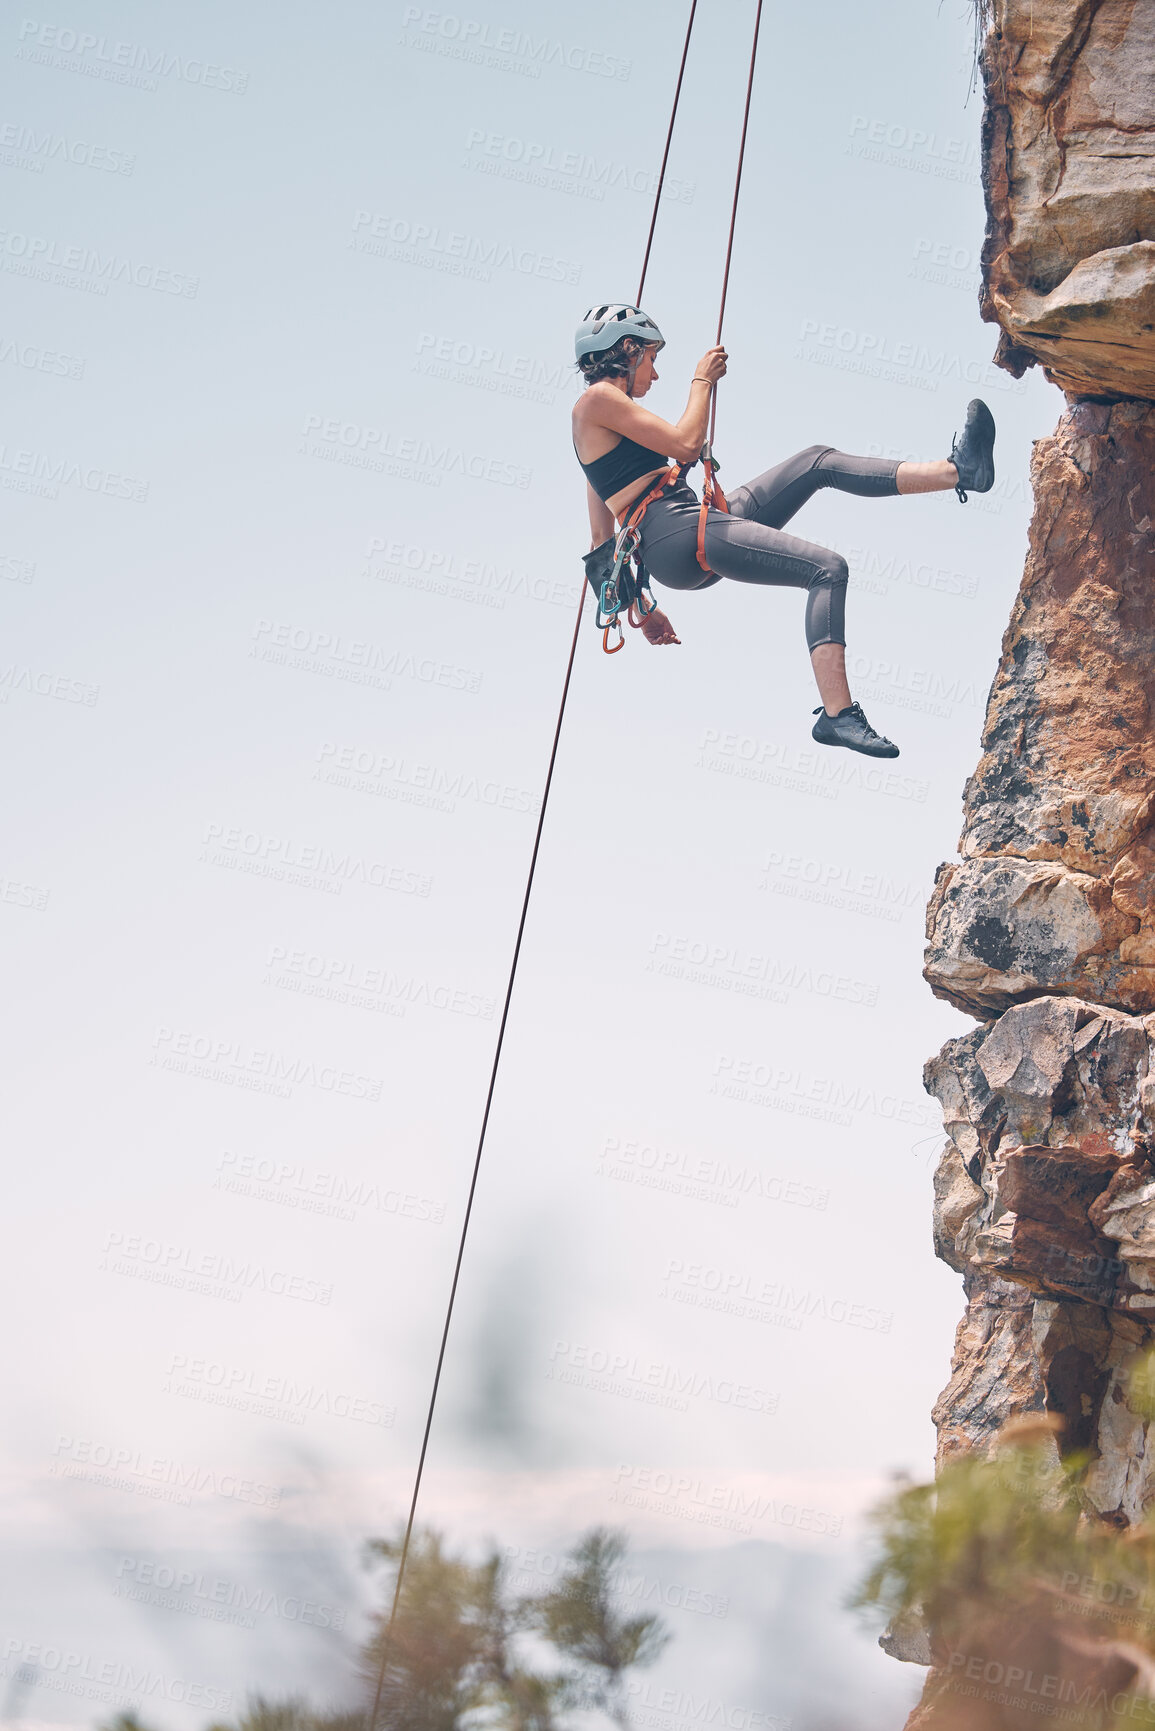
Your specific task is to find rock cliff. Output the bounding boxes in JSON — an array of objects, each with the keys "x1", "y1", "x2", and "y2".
[
  {"x1": 977, "y1": 0, "x2": 1155, "y2": 401},
  {"x1": 923, "y1": 400, "x2": 1155, "y2": 1020},
  {"x1": 902, "y1": 0, "x2": 1155, "y2": 1715}
]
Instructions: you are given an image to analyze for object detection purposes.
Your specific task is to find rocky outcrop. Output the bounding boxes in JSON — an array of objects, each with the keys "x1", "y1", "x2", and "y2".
[
  {"x1": 979, "y1": 0, "x2": 1155, "y2": 401},
  {"x1": 924, "y1": 401, "x2": 1155, "y2": 1020},
  {"x1": 926, "y1": 994, "x2": 1155, "y2": 1517},
  {"x1": 901, "y1": 2, "x2": 1155, "y2": 1719}
]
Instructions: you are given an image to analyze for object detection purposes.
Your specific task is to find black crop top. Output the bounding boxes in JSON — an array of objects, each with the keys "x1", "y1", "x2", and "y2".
[{"x1": 576, "y1": 433, "x2": 671, "y2": 502}]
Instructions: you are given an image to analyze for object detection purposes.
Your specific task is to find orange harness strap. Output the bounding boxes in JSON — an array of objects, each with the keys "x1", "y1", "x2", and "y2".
[
  {"x1": 615, "y1": 455, "x2": 727, "y2": 590},
  {"x1": 594, "y1": 466, "x2": 685, "y2": 654},
  {"x1": 617, "y1": 462, "x2": 684, "y2": 537},
  {"x1": 695, "y1": 448, "x2": 728, "y2": 573}
]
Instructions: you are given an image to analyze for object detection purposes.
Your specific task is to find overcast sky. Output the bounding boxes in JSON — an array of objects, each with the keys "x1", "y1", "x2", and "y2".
[{"x1": 0, "y1": 2, "x2": 1059, "y2": 1727}]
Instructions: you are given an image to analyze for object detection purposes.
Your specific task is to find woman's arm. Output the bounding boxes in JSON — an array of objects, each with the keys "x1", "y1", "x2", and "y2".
[
  {"x1": 587, "y1": 483, "x2": 616, "y2": 550},
  {"x1": 585, "y1": 345, "x2": 727, "y2": 464}
]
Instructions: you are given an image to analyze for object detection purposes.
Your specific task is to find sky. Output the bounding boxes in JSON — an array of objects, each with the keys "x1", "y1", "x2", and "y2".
[{"x1": 0, "y1": 2, "x2": 1061, "y2": 1727}]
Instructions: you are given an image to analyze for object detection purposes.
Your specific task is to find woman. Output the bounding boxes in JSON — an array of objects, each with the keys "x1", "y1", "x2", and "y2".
[{"x1": 572, "y1": 303, "x2": 995, "y2": 759}]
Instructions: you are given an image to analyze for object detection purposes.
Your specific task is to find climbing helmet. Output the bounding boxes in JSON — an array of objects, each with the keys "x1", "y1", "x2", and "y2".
[{"x1": 574, "y1": 304, "x2": 665, "y2": 363}]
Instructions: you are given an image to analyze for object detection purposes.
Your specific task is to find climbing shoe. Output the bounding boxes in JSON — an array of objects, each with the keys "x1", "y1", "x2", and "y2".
[
  {"x1": 949, "y1": 398, "x2": 995, "y2": 502},
  {"x1": 811, "y1": 702, "x2": 899, "y2": 759}
]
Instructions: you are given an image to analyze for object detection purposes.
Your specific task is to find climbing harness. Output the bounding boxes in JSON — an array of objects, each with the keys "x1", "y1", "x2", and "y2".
[
  {"x1": 594, "y1": 452, "x2": 724, "y2": 656},
  {"x1": 367, "y1": 5, "x2": 766, "y2": 1721}
]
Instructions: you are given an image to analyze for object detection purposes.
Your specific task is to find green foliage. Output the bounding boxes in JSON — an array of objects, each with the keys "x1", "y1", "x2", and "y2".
[
  {"x1": 362, "y1": 1528, "x2": 509, "y2": 1731},
  {"x1": 1126, "y1": 1345, "x2": 1155, "y2": 1424},
  {"x1": 853, "y1": 1424, "x2": 1094, "y2": 1641},
  {"x1": 854, "y1": 1403, "x2": 1155, "y2": 1717},
  {"x1": 200, "y1": 1524, "x2": 665, "y2": 1731},
  {"x1": 360, "y1": 1523, "x2": 665, "y2": 1731},
  {"x1": 532, "y1": 1530, "x2": 670, "y2": 1729},
  {"x1": 203, "y1": 1699, "x2": 362, "y2": 1731}
]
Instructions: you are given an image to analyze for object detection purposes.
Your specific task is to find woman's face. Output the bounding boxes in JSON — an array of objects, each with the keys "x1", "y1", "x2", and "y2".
[{"x1": 630, "y1": 343, "x2": 660, "y2": 396}]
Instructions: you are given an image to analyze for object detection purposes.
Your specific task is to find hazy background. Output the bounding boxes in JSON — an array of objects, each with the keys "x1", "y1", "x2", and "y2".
[{"x1": 0, "y1": 1, "x2": 1057, "y2": 1727}]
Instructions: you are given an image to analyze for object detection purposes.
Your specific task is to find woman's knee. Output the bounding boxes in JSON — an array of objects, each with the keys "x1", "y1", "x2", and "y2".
[
  {"x1": 809, "y1": 550, "x2": 848, "y2": 591},
  {"x1": 805, "y1": 555, "x2": 848, "y2": 649}
]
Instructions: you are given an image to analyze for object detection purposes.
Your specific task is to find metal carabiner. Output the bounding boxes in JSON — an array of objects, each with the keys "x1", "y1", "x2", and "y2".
[
  {"x1": 630, "y1": 584, "x2": 658, "y2": 624},
  {"x1": 602, "y1": 619, "x2": 624, "y2": 654},
  {"x1": 613, "y1": 522, "x2": 640, "y2": 565},
  {"x1": 609, "y1": 531, "x2": 639, "y2": 601}
]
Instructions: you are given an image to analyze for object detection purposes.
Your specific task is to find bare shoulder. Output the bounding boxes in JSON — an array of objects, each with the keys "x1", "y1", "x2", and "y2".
[
  {"x1": 575, "y1": 380, "x2": 629, "y2": 429},
  {"x1": 573, "y1": 381, "x2": 610, "y2": 423}
]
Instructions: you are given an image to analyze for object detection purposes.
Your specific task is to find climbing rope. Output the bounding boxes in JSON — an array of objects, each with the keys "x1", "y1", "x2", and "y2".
[
  {"x1": 613, "y1": 0, "x2": 765, "y2": 605},
  {"x1": 636, "y1": 0, "x2": 700, "y2": 306},
  {"x1": 713, "y1": 0, "x2": 764, "y2": 411},
  {"x1": 698, "y1": 0, "x2": 765, "y2": 566},
  {"x1": 367, "y1": 581, "x2": 588, "y2": 1730},
  {"x1": 366, "y1": 6, "x2": 764, "y2": 1721}
]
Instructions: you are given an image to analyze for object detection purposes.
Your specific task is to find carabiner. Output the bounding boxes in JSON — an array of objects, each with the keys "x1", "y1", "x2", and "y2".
[
  {"x1": 635, "y1": 584, "x2": 658, "y2": 619},
  {"x1": 613, "y1": 523, "x2": 641, "y2": 566},
  {"x1": 596, "y1": 577, "x2": 620, "y2": 631},
  {"x1": 602, "y1": 619, "x2": 624, "y2": 654}
]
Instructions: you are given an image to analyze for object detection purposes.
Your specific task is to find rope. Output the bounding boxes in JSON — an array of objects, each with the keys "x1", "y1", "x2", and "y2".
[
  {"x1": 636, "y1": 0, "x2": 699, "y2": 306},
  {"x1": 367, "y1": 579, "x2": 588, "y2": 1730},
  {"x1": 366, "y1": 6, "x2": 763, "y2": 1720},
  {"x1": 709, "y1": 0, "x2": 765, "y2": 449}
]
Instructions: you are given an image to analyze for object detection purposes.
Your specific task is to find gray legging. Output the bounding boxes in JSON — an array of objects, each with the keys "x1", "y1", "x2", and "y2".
[{"x1": 636, "y1": 445, "x2": 901, "y2": 649}]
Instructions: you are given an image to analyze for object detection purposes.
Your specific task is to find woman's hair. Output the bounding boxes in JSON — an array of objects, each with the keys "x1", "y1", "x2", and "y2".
[{"x1": 576, "y1": 334, "x2": 647, "y2": 384}]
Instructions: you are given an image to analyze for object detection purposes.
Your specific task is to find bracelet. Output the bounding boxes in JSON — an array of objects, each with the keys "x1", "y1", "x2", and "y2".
[{"x1": 692, "y1": 375, "x2": 713, "y2": 384}]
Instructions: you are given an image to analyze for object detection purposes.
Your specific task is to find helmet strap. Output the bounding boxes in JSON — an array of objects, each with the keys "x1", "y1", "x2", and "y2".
[{"x1": 625, "y1": 341, "x2": 641, "y2": 398}]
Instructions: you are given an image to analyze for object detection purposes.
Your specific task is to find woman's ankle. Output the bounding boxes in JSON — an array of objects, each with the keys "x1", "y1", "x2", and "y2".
[
  {"x1": 810, "y1": 642, "x2": 851, "y2": 714},
  {"x1": 896, "y1": 459, "x2": 956, "y2": 495}
]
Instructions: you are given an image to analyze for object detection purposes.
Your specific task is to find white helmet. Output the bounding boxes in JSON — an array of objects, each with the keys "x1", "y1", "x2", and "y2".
[{"x1": 574, "y1": 304, "x2": 665, "y2": 363}]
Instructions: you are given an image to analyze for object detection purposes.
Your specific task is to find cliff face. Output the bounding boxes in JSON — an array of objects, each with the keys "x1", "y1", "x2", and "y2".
[
  {"x1": 927, "y1": 994, "x2": 1155, "y2": 1515},
  {"x1": 905, "y1": 0, "x2": 1155, "y2": 1710},
  {"x1": 979, "y1": 0, "x2": 1155, "y2": 401},
  {"x1": 924, "y1": 400, "x2": 1155, "y2": 1019}
]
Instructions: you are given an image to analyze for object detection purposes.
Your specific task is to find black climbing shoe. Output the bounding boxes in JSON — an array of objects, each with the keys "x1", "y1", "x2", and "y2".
[
  {"x1": 949, "y1": 398, "x2": 995, "y2": 502},
  {"x1": 811, "y1": 702, "x2": 899, "y2": 759}
]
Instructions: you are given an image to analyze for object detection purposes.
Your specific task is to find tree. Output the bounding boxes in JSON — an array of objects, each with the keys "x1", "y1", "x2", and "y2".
[
  {"x1": 531, "y1": 1529, "x2": 669, "y2": 1730},
  {"x1": 855, "y1": 1402, "x2": 1155, "y2": 1729},
  {"x1": 363, "y1": 1527, "x2": 498, "y2": 1731},
  {"x1": 204, "y1": 1700, "x2": 362, "y2": 1731},
  {"x1": 472, "y1": 1548, "x2": 566, "y2": 1731},
  {"x1": 202, "y1": 1523, "x2": 665, "y2": 1731}
]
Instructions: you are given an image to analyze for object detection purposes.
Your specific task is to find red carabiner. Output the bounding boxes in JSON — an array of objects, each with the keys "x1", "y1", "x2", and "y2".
[{"x1": 602, "y1": 620, "x2": 624, "y2": 654}]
